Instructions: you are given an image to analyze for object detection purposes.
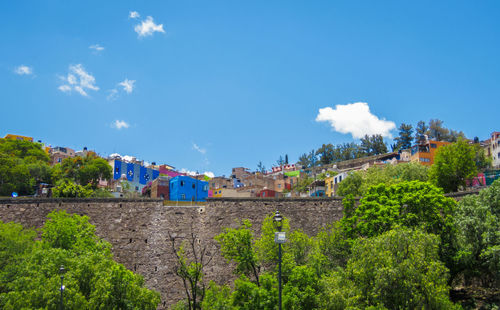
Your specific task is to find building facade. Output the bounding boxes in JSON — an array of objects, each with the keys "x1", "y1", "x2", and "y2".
[
  {"x1": 489, "y1": 132, "x2": 500, "y2": 168},
  {"x1": 110, "y1": 159, "x2": 160, "y2": 193},
  {"x1": 169, "y1": 176, "x2": 208, "y2": 201},
  {"x1": 410, "y1": 137, "x2": 450, "y2": 166}
]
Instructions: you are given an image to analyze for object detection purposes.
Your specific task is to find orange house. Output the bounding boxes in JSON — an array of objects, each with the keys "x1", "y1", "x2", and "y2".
[
  {"x1": 410, "y1": 138, "x2": 450, "y2": 166},
  {"x1": 3, "y1": 134, "x2": 33, "y2": 142}
]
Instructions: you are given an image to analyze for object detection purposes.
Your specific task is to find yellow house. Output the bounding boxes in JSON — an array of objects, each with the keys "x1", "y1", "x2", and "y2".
[
  {"x1": 325, "y1": 176, "x2": 335, "y2": 197},
  {"x1": 3, "y1": 134, "x2": 33, "y2": 142},
  {"x1": 410, "y1": 139, "x2": 450, "y2": 166}
]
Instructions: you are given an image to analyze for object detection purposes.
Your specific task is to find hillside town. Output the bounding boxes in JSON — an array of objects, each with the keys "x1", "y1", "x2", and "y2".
[{"x1": 3, "y1": 131, "x2": 499, "y2": 201}]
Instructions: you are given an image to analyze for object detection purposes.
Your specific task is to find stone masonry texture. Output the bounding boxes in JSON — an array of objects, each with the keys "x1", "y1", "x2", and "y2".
[{"x1": 0, "y1": 197, "x2": 346, "y2": 308}]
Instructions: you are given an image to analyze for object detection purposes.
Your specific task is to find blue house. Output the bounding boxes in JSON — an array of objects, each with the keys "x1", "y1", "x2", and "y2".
[
  {"x1": 169, "y1": 176, "x2": 209, "y2": 201},
  {"x1": 110, "y1": 159, "x2": 160, "y2": 192}
]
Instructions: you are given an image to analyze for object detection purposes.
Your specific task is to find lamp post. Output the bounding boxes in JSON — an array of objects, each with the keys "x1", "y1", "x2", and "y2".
[
  {"x1": 59, "y1": 265, "x2": 66, "y2": 310},
  {"x1": 273, "y1": 211, "x2": 285, "y2": 310}
]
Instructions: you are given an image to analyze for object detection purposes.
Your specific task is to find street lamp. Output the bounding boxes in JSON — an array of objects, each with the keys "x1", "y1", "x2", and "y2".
[
  {"x1": 273, "y1": 211, "x2": 286, "y2": 310},
  {"x1": 59, "y1": 265, "x2": 66, "y2": 310}
]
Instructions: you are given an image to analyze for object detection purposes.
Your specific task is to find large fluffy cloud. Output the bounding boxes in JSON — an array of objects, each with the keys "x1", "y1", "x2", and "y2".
[{"x1": 316, "y1": 102, "x2": 396, "y2": 138}]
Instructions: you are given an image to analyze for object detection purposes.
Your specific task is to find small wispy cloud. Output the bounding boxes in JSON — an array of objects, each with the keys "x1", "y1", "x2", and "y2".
[
  {"x1": 119, "y1": 79, "x2": 135, "y2": 94},
  {"x1": 107, "y1": 89, "x2": 119, "y2": 101},
  {"x1": 58, "y1": 64, "x2": 99, "y2": 97},
  {"x1": 180, "y1": 169, "x2": 214, "y2": 178},
  {"x1": 89, "y1": 44, "x2": 105, "y2": 52},
  {"x1": 316, "y1": 102, "x2": 396, "y2": 139},
  {"x1": 134, "y1": 16, "x2": 165, "y2": 37},
  {"x1": 129, "y1": 11, "x2": 140, "y2": 19},
  {"x1": 192, "y1": 143, "x2": 206, "y2": 154},
  {"x1": 112, "y1": 120, "x2": 130, "y2": 130},
  {"x1": 14, "y1": 65, "x2": 33, "y2": 75}
]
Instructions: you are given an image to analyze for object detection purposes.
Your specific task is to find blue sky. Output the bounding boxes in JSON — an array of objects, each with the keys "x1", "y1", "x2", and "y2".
[{"x1": 2, "y1": 1, "x2": 499, "y2": 176}]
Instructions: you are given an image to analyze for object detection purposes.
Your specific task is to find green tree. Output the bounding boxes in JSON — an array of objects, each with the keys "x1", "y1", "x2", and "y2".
[
  {"x1": 454, "y1": 180, "x2": 500, "y2": 287},
  {"x1": 394, "y1": 123, "x2": 414, "y2": 150},
  {"x1": 337, "y1": 163, "x2": 429, "y2": 197},
  {"x1": 58, "y1": 153, "x2": 112, "y2": 188},
  {"x1": 215, "y1": 220, "x2": 260, "y2": 285},
  {"x1": 169, "y1": 229, "x2": 214, "y2": 310},
  {"x1": 317, "y1": 144, "x2": 335, "y2": 165},
  {"x1": 257, "y1": 161, "x2": 266, "y2": 173},
  {"x1": 429, "y1": 138, "x2": 477, "y2": 193},
  {"x1": 0, "y1": 154, "x2": 33, "y2": 196},
  {"x1": 0, "y1": 139, "x2": 53, "y2": 196},
  {"x1": 51, "y1": 179, "x2": 94, "y2": 198},
  {"x1": 341, "y1": 181, "x2": 457, "y2": 276},
  {"x1": 360, "y1": 134, "x2": 388, "y2": 156},
  {"x1": 415, "y1": 120, "x2": 429, "y2": 139},
  {"x1": 336, "y1": 171, "x2": 363, "y2": 197},
  {"x1": 322, "y1": 227, "x2": 460, "y2": 309},
  {"x1": 0, "y1": 211, "x2": 160, "y2": 309},
  {"x1": 296, "y1": 153, "x2": 311, "y2": 168}
]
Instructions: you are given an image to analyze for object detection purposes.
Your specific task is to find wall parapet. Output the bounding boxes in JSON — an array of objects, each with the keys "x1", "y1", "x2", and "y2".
[{"x1": 0, "y1": 197, "x2": 163, "y2": 204}]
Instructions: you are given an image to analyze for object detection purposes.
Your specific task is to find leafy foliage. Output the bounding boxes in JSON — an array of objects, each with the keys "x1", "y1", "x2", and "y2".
[
  {"x1": 454, "y1": 179, "x2": 500, "y2": 287},
  {"x1": 0, "y1": 211, "x2": 160, "y2": 309},
  {"x1": 58, "y1": 153, "x2": 112, "y2": 188},
  {"x1": 337, "y1": 162, "x2": 429, "y2": 197},
  {"x1": 51, "y1": 179, "x2": 94, "y2": 198},
  {"x1": 359, "y1": 134, "x2": 388, "y2": 156},
  {"x1": 429, "y1": 139, "x2": 477, "y2": 193},
  {"x1": 394, "y1": 123, "x2": 414, "y2": 150},
  {"x1": 215, "y1": 220, "x2": 260, "y2": 285},
  {"x1": 0, "y1": 139, "x2": 51, "y2": 196},
  {"x1": 323, "y1": 227, "x2": 460, "y2": 309}
]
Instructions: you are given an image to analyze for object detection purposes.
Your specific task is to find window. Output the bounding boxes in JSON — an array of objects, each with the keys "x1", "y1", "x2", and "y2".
[
  {"x1": 192, "y1": 184, "x2": 195, "y2": 189},
  {"x1": 339, "y1": 175, "x2": 342, "y2": 182},
  {"x1": 278, "y1": 184, "x2": 281, "y2": 188},
  {"x1": 431, "y1": 143, "x2": 437, "y2": 148},
  {"x1": 203, "y1": 185, "x2": 208, "y2": 191},
  {"x1": 135, "y1": 186, "x2": 139, "y2": 191},
  {"x1": 420, "y1": 158, "x2": 430, "y2": 162},
  {"x1": 181, "y1": 194, "x2": 186, "y2": 199},
  {"x1": 180, "y1": 181, "x2": 184, "y2": 186}
]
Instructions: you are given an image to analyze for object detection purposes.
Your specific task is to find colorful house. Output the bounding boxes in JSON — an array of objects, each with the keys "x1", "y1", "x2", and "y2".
[
  {"x1": 110, "y1": 159, "x2": 160, "y2": 192},
  {"x1": 410, "y1": 137, "x2": 450, "y2": 166},
  {"x1": 257, "y1": 189, "x2": 279, "y2": 198},
  {"x1": 325, "y1": 172, "x2": 348, "y2": 197},
  {"x1": 3, "y1": 134, "x2": 33, "y2": 142},
  {"x1": 169, "y1": 176, "x2": 209, "y2": 201}
]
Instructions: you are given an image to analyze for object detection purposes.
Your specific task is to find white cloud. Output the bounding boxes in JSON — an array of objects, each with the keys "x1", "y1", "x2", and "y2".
[
  {"x1": 112, "y1": 120, "x2": 130, "y2": 130},
  {"x1": 129, "y1": 11, "x2": 140, "y2": 19},
  {"x1": 58, "y1": 85, "x2": 71, "y2": 92},
  {"x1": 192, "y1": 143, "x2": 206, "y2": 154},
  {"x1": 203, "y1": 171, "x2": 215, "y2": 178},
  {"x1": 180, "y1": 168, "x2": 198, "y2": 176},
  {"x1": 134, "y1": 16, "x2": 165, "y2": 37},
  {"x1": 89, "y1": 44, "x2": 104, "y2": 52},
  {"x1": 58, "y1": 64, "x2": 99, "y2": 97},
  {"x1": 107, "y1": 89, "x2": 119, "y2": 101},
  {"x1": 14, "y1": 65, "x2": 33, "y2": 75},
  {"x1": 118, "y1": 79, "x2": 135, "y2": 94},
  {"x1": 316, "y1": 102, "x2": 396, "y2": 139}
]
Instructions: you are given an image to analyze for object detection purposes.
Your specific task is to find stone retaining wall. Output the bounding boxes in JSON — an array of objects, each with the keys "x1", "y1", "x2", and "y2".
[{"x1": 0, "y1": 197, "x2": 345, "y2": 308}]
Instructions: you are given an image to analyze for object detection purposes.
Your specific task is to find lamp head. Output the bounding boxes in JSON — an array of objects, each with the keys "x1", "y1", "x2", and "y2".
[{"x1": 273, "y1": 210, "x2": 283, "y2": 231}]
